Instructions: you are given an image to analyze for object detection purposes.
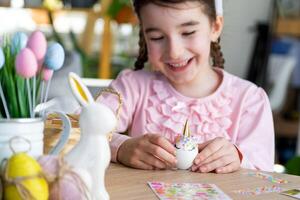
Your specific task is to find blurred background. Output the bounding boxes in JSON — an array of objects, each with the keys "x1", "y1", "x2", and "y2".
[{"x1": 0, "y1": 0, "x2": 299, "y2": 174}]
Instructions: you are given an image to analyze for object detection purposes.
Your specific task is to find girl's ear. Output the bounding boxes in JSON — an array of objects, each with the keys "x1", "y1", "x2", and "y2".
[
  {"x1": 211, "y1": 16, "x2": 224, "y2": 42},
  {"x1": 68, "y1": 72, "x2": 94, "y2": 107}
]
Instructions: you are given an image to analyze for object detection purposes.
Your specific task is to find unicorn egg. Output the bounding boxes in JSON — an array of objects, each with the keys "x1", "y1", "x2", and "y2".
[{"x1": 175, "y1": 136, "x2": 198, "y2": 170}]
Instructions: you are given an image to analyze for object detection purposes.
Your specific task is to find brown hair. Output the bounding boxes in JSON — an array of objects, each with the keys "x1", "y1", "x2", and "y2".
[{"x1": 132, "y1": 0, "x2": 225, "y2": 70}]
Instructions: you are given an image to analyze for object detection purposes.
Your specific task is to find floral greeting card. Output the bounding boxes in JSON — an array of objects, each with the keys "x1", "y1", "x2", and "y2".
[{"x1": 148, "y1": 182, "x2": 232, "y2": 200}]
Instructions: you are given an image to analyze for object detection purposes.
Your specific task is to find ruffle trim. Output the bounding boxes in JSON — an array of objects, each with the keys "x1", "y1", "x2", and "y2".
[{"x1": 146, "y1": 79, "x2": 234, "y2": 143}]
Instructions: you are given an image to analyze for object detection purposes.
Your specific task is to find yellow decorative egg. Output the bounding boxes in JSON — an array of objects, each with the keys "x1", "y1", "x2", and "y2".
[{"x1": 4, "y1": 152, "x2": 49, "y2": 200}]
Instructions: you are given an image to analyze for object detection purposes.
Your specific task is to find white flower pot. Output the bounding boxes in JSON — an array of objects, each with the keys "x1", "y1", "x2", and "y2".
[{"x1": 0, "y1": 112, "x2": 71, "y2": 164}]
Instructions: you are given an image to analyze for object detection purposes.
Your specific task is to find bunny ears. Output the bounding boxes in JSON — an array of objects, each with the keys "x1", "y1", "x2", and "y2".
[
  {"x1": 68, "y1": 72, "x2": 94, "y2": 107},
  {"x1": 215, "y1": 0, "x2": 223, "y2": 16}
]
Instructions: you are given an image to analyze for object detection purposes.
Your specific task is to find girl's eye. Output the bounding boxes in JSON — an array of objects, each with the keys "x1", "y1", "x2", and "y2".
[
  {"x1": 182, "y1": 31, "x2": 196, "y2": 36},
  {"x1": 150, "y1": 36, "x2": 164, "y2": 41}
]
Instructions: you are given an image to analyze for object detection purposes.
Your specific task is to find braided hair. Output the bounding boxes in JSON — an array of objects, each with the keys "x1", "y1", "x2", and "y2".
[
  {"x1": 133, "y1": 0, "x2": 225, "y2": 70},
  {"x1": 211, "y1": 38, "x2": 225, "y2": 68},
  {"x1": 134, "y1": 27, "x2": 148, "y2": 70}
]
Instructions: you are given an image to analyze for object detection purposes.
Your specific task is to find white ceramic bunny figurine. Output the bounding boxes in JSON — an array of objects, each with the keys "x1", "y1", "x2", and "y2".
[{"x1": 66, "y1": 72, "x2": 117, "y2": 200}]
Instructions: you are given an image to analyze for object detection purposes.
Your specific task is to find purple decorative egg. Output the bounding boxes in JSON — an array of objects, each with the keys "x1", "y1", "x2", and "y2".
[
  {"x1": 44, "y1": 43, "x2": 65, "y2": 71},
  {"x1": 11, "y1": 32, "x2": 28, "y2": 54},
  {"x1": 15, "y1": 48, "x2": 38, "y2": 78},
  {"x1": 27, "y1": 31, "x2": 47, "y2": 65},
  {"x1": 0, "y1": 47, "x2": 4, "y2": 69}
]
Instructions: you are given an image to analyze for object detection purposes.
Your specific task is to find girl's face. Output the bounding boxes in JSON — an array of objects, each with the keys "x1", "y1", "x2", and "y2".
[{"x1": 140, "y1": 2, "x2": 223, "y2": 87}]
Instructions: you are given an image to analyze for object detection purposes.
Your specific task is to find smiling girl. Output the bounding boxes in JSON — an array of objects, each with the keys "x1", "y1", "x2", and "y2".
[{"x1": 97, "y1": 0, "x2": 275, "y2": 173}]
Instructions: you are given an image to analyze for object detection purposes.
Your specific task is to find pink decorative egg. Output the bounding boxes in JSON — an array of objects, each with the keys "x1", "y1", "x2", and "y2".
[
  {"x1": 38, "y1": 155, "x2": 91, "y2": 200},
  {"x1": 38, "y1": 155, "x2": 59, "y2": 179},
  {"x1": 15, "y1": 48, "x2": 38, "y2": 78},
  {"x1": 42, "y1": 68, "x2": 53, "y2": 81},
  {"x1": 27, "y1": 31, "x2": 47, "y2": 67},
  {"x1": 50, "y1": 172, "x2": 90, "y2": 200}
]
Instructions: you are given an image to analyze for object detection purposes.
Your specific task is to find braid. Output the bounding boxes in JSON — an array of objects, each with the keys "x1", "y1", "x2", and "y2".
[
  {"x1": 134, "y1": 27, "x2": 148, "y2": 70},
  {"x1": 210, "y1": 38, "x2": 225, "y2": 69}
]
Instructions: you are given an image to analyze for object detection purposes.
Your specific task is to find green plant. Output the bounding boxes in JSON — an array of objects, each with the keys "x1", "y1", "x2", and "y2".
[
  {"x1": 0, "y1": 32, "x2": 64, "y2": 119},
  {"x1": 0, "y1": 38, "x2": 32, "y2": 118},
  {"x1": 285, "y1": 156, "x2": 300, "y2": 176},
  {"x1": 107, "y1": 0, "x2": 132, "y2": 19}
]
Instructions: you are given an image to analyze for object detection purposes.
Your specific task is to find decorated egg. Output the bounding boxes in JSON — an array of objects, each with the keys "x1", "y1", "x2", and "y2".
[
  {"x1": 49, "y1": 169, "x2": 91, "y2": 200},
  {"x1": 15, "y1": 48, "x2": 38, "y2": 78},
  {"x1": 42, "y1": 68, "x2": 53, "y2": 81},
  {"x1": 38, "y1": 155, "x2": 59, "y2": 180},
  {"x1": 11, "y1": 32, "x2": 28, "y2": 54},
  {"x1": 27, "y1": 31, "x2": 47, "y2": 66},
  {"x1": 0, "y1": 47, "x2": 4, "y2": 68},
  {"x1": 44, "y1": 42, "x2": 65, "y2": 71},
  {"x1": 4, "y1": 152, "x2": 49, "y2": 200},
  {"x1": 38, "y1": 155, "x2": 91, "y2": 200},
  {"x1": 175, "y1": 120, "x2": 198, "y2": 170}
]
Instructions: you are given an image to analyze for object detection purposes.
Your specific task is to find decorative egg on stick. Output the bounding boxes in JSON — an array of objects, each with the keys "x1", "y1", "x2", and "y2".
[
  {"x1": 27, "y1": 31, "x2": 47, "y2": 68},
  {"x1": 15, "y1": 48, "x2": 38, "y2": 118},
  {"x1": 11, "y1": 32, "x2": 28, "y2": 55},
  {"x1": 41, "y1": 42, "x2": 65, "y2": 116},
  {"x1": 39, "y1": 68, "x2": 53, "y2": 116},
  {"x1": 0, "y1": 47, "x2": 10, "y2": 119},
  {"x1": 175, "y1": 119, "x2": 198, "y2": 170},
  {"x1": 27, "y1": 31, "x2": 47, "y2": 117}
]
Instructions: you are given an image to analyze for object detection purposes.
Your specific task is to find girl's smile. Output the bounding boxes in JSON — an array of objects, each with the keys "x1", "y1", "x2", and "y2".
[{"x1": 165, "y1": 57, "x2": 194, "y2": 72}]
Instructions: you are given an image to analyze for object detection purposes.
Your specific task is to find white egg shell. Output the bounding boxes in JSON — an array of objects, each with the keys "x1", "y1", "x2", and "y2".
[{"x1": 176, "y1": 146, "x2": 198, "y2": 170}]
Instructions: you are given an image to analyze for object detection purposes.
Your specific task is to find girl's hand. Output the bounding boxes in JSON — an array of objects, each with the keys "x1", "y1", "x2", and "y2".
[
  {"x1": 191, "y1": 137, "x2": 240, "y2": 173},
  {"x1": 117, "y1": 134, "x2": 177, "y2": 170}
]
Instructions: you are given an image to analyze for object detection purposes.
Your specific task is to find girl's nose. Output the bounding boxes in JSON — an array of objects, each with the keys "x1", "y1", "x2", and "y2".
[{"x1": 166, "y1": 38, "x2": 183, "y2": 60}]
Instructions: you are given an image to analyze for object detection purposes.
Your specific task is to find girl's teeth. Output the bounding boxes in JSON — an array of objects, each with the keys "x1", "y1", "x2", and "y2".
[{"x1": 169, "y1": 60, "x2": 188, "y2": 68}]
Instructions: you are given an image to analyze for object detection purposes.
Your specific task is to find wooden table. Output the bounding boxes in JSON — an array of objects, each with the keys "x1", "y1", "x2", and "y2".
[
  {"x1": 105, "y1": 163, "x2": 300, "y2": 200},
  {"x1": 44, "y1": 120, "x2": 299, "y2": 199}
]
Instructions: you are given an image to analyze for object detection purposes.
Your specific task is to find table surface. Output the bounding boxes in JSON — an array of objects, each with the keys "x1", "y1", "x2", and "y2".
[
  {"x1": 44, "y1": 122, "x2": 300, "y2": 200},
  {"x1": 105, "y1": 163, "x2": 300, "y2": 200}
]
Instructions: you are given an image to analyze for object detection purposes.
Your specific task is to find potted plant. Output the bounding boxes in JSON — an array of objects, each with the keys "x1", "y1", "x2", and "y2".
[
  {"x1": 107, "y1": 0, "x2": 137, "y2": 24},
  {"x1": 0, "y1": 31, "x2": 71, "y2": 163}
]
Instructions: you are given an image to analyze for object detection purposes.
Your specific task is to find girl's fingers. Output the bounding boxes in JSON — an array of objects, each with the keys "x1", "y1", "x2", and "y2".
[
  {"x1": 141, "y1": 152, "x2": 168, "y2": 169},
  {"x1": 215, "y1": 161, "x2": 240, "y2": 174},
  {"x1": 197, "y1": 154, "x2": 234, "y2": 173},
  {"x1": 197, "y1": 140, "x2": 211, "y2": 150},
  {"x1": 148, "y1": 134, "x2": 176, "y2": 156},
  {"x1": 133, "y1": 160, "x2": 155, "y2": 170},
  {"x1": 195, "y1": 145, "x2": 227, "y2": 166},
  {"x1": 147, "y1": 135, "x2": 177, "y2": 166},
  {"x1": 195, "y1": 138, "x2": 224, "y2": 164}
]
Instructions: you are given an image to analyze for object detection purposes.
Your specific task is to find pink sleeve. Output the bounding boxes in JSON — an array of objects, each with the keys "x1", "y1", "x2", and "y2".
[
  {"x1": 236, "y1": 87, "x2": 275, "y2": 172},
  {"x1": 96, "y1": 70, "x2": 138, "y2": 162}
]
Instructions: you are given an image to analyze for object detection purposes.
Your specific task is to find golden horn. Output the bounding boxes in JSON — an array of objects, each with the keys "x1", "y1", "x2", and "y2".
[{"x1": 182, "y1": 119, "x2": 190, "y2": 137}]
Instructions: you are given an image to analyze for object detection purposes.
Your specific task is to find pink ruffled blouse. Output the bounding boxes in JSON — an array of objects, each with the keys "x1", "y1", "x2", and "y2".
[{"x1": 96, "y1": 69, "x2": 275, "y2": 172}]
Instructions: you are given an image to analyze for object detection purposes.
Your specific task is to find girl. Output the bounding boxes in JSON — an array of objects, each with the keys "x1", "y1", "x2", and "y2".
[{"x1": 97, "y1": 0, "x2": 274, "y2": 173}]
